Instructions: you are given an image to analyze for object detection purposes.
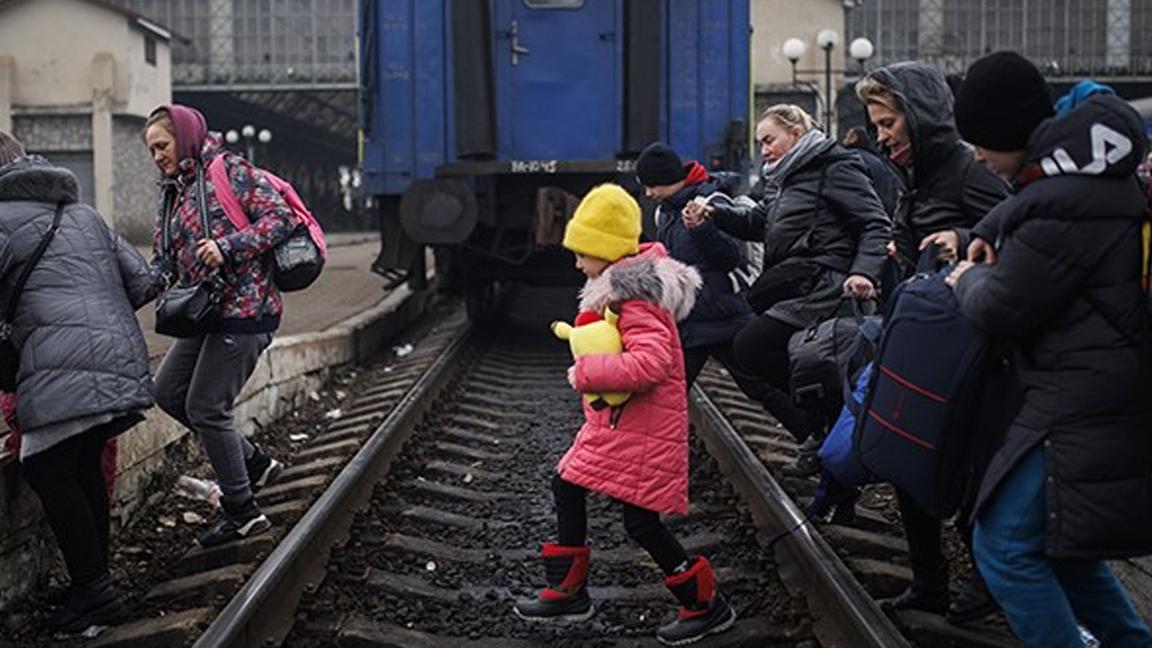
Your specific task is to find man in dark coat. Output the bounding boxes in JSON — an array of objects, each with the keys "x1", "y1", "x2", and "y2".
[
  {"x1": 949, "y1": 52, "x2": 1152, "y2": 647},
  {"x1": 856, "y1": 61, "x2": 1012, "y2": 623},
  {"x1": 636, "y1": 143, "x2": 813, "y2": 442}
]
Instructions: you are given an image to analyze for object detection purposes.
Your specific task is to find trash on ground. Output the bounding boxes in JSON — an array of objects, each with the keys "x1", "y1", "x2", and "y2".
[
  {"x1": 393, "y1": 343, "x2": 414, "y2": 357},
  {"x1": 175, "y1": 475, "x2": 222, "y2": 508},
  {"x1": 325, "y1": 408, "x2": 343, "y2": 420},
  {"x1": 290, "y1": 433, "x2": 310, "y2": 443}
]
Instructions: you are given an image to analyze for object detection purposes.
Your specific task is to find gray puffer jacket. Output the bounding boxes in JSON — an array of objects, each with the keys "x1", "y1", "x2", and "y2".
[{"x1": 0, "y1": 156, "x2": 157, "y2": 440}]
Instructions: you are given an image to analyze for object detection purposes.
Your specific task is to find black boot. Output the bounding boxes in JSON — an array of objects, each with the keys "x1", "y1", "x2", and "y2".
[
  {"x1": 947, "y1": 572, "x2": 998, "y2": 624},
  {"x1": 656, "y1": 556, "x2": 737, "y2": 646},
  {"x1": 781, "y1": 434, "x2": 822, "y2": 478},
  {"x1": 50, "y1": 574, "x2": 128, "y2": 634},
  {"x1": 513, "y1": 544, "x2": 594, "y2": 621},
  {"x1": 883, "y1": 563, "x2": 949, "y2": 614}
]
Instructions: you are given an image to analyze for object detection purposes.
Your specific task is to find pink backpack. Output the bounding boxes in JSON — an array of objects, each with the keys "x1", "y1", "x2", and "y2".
[{"x1": 207, "y1": 157, "x2": 328, "y2": 291}]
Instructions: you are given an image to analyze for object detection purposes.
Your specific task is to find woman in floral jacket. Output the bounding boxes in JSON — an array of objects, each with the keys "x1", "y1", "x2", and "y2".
[{"x1": 143, "y1": 104, "x2": 294, "y2": 547}]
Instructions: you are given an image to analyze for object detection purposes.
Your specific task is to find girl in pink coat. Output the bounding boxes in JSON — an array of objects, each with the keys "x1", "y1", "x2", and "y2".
[{"x1": 513, "y1": 184, "x2": 737, "y2": 646}]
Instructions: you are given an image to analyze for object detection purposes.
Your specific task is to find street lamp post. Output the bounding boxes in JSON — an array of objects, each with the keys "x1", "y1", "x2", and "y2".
[
  {"x1": 849, "y1": 37, "x2": 875, "y2": 75},
  {"x1": 782, "y1": 38, "x2": 807, "y2": 86},
  {"x1": 781, "y1": 33, "x2": 873, "y2": 138},
  {"x1": 816, "y1": 29, "x2": 839, "y2": 136},
  {"x1": 225, "y1": 125, "x2": 274, "y2": 164}
]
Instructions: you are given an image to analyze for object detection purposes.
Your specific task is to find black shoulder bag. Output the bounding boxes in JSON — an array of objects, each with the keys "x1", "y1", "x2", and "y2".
[
  {"x1": 155, "y1": 165, "x2": 223, "y2": 338},
  {"x1": 745, "y1": 164, "x2": 829, "y2": 314},
  {"x1": 0, "y1": 203, "x2": 65, "y2": 391}
]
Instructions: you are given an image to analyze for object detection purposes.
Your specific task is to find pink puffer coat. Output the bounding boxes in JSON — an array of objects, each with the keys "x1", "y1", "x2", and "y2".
[{"x1": 557, "y1": 243, "x2": 702, "y2": 514}]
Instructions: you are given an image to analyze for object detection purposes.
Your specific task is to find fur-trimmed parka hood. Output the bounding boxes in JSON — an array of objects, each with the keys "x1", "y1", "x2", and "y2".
[
  {"x1": 578, "y1": 242, "x2": 702, "y2": 321},
  {"x1": 0, "y1": 156, "x2": 79, "y2": 204}
]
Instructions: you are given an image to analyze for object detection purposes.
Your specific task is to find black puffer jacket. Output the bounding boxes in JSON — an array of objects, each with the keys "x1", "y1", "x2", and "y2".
[
  {"x1": 863, "y1": 62, "x2": 1008, "y2": 264},
  {"x1": 0, "y1": 157, "x2": 156, "y2": 436},
  {"x1": 954, "y1": 95, "x2": 1152, "y2": 559},
  {"x1": 710, "y1": 139, "x2": 890, "y2": 327}
]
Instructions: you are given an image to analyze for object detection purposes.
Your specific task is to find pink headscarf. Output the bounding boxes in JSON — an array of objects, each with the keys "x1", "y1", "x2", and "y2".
[{"x1": 150, "y1": 103, "x2": 208, "y2": 171}]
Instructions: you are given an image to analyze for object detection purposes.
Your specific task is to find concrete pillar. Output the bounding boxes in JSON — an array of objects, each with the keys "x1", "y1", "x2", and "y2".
[
  {"x1": 91, "y1": 53, "x2": 115, "y2": 226},
  {"x1": 0, "y1": 56, "x2": 12, "y2": 134}
]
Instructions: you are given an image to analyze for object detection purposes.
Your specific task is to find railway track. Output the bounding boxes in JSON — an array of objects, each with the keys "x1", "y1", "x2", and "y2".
[{"x1": 66, "y1": 287, "x2": 1022, "y2": 648}]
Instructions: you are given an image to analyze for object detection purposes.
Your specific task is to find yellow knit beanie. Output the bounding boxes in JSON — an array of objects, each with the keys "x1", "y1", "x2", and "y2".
[{"x1": 562, "y1": 184, "x2": 641, "y2": 262}]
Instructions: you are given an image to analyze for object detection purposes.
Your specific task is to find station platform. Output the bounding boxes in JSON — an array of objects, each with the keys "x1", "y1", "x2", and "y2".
[{"x1": 136, "y1": 233, "x2": 389, "y2": 361}]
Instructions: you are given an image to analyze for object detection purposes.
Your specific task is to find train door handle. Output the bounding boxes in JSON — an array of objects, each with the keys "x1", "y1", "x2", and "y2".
[{"x1": 505, "y1": 20, "x2": 530, "y2": 66}]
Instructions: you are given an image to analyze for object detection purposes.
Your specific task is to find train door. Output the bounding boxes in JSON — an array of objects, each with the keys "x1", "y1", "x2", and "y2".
[{"x1": 491, "y1": 0, "x2": 620, "y2": 160}]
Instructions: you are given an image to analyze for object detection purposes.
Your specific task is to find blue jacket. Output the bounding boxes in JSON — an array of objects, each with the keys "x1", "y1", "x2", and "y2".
[{"x1": 655, "y1": 163, "x2": 753, "y2": 349}]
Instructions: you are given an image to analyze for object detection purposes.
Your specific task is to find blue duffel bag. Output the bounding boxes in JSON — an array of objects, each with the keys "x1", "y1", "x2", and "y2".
[
  {"x1": 818, "y1": 362, "x2": 876, "y2": 488},
  {"x1": 854, "y1": 265, "x2": 990, "y2": 519}
]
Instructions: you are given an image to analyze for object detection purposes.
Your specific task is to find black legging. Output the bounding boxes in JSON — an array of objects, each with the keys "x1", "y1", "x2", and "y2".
[
  {"x1": 732, "y1": 315, "x2": 801, "y2": 394},
  {"x1": 684, "y1": 341, "x2": 813, "y2": 442},
  {"x1": 552, "y1": 474, "x2": 689, "y2": 575},
  {"x1": 22, "y1": 426, "x2": 113, "y2": 588}
]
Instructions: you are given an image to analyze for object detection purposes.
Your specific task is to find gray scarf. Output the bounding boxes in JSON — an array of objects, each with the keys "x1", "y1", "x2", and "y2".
[{"x1": 764, "y1": 129, "x2": 829, "y2": 187}]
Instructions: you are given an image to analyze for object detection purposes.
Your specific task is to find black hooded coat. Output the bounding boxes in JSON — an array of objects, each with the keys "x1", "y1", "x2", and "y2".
[
  {"x1": 863, "y1": 62, "x2": 1009, "y2": 265},
  {"x1": 954, "y1": 95, "x2": 1152, "y2": 558}
]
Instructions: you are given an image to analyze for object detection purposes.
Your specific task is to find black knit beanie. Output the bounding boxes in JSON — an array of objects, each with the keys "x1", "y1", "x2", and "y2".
[
  {"x1": 636, "y1": 143, "x2": 686, "y2": 187},
  {"x1": 955, "y1": 51, "x2": 1054, "y2": 152}
]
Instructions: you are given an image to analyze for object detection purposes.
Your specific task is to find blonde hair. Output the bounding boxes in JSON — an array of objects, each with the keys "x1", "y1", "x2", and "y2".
[
  {"x1": 142, "y1": 109, "x2": 173, "y2": 141},
  {"x1": 855, "y1": 76, "x2": 900, "y2": 112},
  {"x1": 760, "y1": 104, "x2": 817, "y2": 135}
]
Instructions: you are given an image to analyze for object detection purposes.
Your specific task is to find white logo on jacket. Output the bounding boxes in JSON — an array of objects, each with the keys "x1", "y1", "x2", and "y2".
[{"x1": 1040, "y1": 124, "x2": 1133, "y2": 177}]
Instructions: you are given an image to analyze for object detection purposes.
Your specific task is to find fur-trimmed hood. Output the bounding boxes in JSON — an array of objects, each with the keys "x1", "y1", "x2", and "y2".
[
  {"x1": 578, "y1": 242, "x2": 702, "y2": 321},
  {"x1": 0, "y1": 156, "x2": 80, "y2": 204}
]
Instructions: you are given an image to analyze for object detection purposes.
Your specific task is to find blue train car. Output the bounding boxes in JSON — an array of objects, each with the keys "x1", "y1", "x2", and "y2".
[{"x1": 358, "y1": 0, "x2": 751, "y2": 313}]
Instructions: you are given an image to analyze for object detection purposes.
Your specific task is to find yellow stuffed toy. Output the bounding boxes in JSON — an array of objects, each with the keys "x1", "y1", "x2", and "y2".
[{"x1": 551, "y1": 308, "x2": 631, "y2": 410}]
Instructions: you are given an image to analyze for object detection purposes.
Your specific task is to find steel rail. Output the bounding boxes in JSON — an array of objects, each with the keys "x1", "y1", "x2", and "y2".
[
  {"x1": 689, "y1": 384, "x2": 911, "y2": 648},
  {"x1": 193, "y1": 328, "x2": 473, "y2": 648}
]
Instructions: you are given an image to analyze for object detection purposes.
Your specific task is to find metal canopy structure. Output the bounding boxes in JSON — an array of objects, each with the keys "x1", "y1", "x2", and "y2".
[
  {"x1": 117, "y1": 0, "x2": 360, "y2": 225},
  {"x1": 847, "y1": 0, "x2": 1152, "y2": 79},
  {"x1": 117, "y1": 0, "x2": 358, "y2": 150},
  {"x1": 119, "y1": 0, "x2": 356, "y2": 90}
]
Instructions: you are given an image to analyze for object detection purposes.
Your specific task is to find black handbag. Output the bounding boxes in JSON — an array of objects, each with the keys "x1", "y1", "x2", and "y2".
[
  {"x1": 787, "y1": 296, "x2": 882, "y2": 412},
  {"x1": 0, "y1": 203, "x2": 64, "y2": 391},
  {"x1": 155, "y1": 166, "x2": 222, "y2": 338},
  {"x1": 271, "y1": 229, "x2": 323, "y2": 291}
]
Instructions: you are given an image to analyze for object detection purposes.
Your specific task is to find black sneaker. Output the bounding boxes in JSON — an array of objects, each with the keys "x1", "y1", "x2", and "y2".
[
  {"x1": 246, "y1": 445, "x2": 284, "y2": 492},
  {"x1": 656, "y1": 595, "x2": 737, "y2": 646},
  {"x1": 946, "y1": 576, "x2": 998, "y2": 624},
  {"x1": 882, "y1": 583, "x2": 950, "y2": 615},
  {"x1": 198, "y1": 498, "x2": 271, "y2": 548},
  {"x1": 51, "y1": 575, "x2": 128, "y2": 635}
]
